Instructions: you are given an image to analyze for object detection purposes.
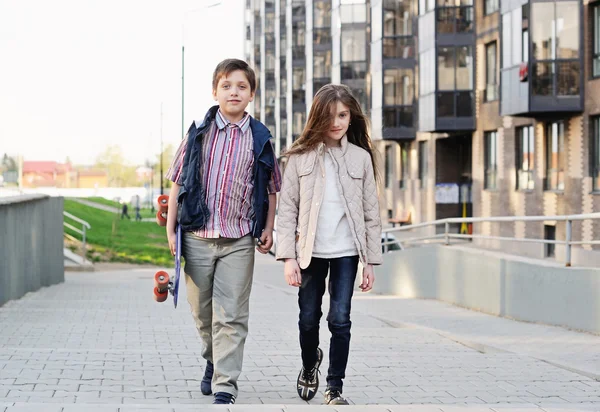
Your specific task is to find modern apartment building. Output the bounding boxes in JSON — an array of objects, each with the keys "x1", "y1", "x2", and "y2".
[{"x1": 245, "y1": 0, "x2": 600, "y2": 264}]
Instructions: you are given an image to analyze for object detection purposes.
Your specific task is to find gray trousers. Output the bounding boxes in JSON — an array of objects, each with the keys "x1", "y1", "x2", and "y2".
[{"x1": 182, "y1": 232, "x2": 255, "y2": 397}]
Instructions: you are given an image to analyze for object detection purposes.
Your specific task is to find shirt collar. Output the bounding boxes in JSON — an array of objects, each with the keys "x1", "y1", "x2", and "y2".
[
  {"x1": 319, "y1": 134, "x2": 349, "y2": 157},
  {"x1": 216, "y1": 109, "x2": 250, "y2": 133}
]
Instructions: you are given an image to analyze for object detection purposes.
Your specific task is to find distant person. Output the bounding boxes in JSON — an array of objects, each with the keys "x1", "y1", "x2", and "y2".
[
  {"x1": 135, "y1": 205, "x2": 142, "y2": 221},
  {"x1": 276, "y1": 84, "x2": 382, "y2": 405},
  {"x1": 121, "y1": 202, "x2": 130, "y2": 219},
  {"x1": 164, "y1": 58, "x2": 282, "y2": 404}
]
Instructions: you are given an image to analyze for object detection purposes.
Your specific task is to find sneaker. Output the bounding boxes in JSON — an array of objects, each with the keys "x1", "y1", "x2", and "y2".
[
  {"x1": 296, "y1": 347, "x2": 323, "y2": 401},
  {"x1": 201, "y1": 361, "x2": 213, "y2": 395},
  {"x1": 213, "y1": 391, "x2": 236, "y2": 404},
  {"x1": 324, "y1": 387, "x2": 349, "y2": 405}
]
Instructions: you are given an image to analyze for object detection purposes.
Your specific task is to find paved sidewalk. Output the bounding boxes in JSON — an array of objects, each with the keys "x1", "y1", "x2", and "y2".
[{"x1": 1, "y1": 254, "x2": 599, "y2": 411}]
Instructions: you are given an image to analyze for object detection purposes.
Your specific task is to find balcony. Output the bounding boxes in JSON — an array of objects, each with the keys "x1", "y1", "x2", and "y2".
[
  {"x1": 499, "y1": 0, "x2": 582, "y2": 117},
  {"x1": 383, "y1": 106, "x2": 416, "y2": 140},
  {"x1": 501, "y1": 60, "x2": 583, "y2": 117}
]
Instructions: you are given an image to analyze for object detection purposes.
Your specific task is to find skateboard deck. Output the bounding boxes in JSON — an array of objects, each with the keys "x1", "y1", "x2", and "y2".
[{"x1": 153, "y1": 194, "x2": 182, "y2": 308}]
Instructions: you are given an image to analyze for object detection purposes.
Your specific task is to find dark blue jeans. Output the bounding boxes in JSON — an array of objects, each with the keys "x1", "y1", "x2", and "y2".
[{"x1": 298, "y1": 255, "x2": 359, "y2": 390}]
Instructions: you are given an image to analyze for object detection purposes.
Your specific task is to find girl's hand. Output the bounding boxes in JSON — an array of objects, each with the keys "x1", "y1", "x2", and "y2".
[
  {"x1": 360, "y1": 264, "x2": 375, "y2": 292},
  {"x1": 284, "y1": 258, "x2": 302, "y2": 287},
  {"x1": 167, "y1": 231, "x2": 177, "y2": 256}
]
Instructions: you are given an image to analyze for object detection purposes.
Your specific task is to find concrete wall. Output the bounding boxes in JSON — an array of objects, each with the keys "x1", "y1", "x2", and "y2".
[
  {"x1": 0, "y1": 195, "x2": 64, "y2": 306},
  {"x1": 375, "y1": 245, "x2": 600, "y2": 334}
]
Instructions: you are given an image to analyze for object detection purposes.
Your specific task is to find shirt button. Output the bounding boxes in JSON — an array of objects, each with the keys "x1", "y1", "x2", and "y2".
[{"x1": 316, "y1": 202, "x2": 319, "y2": 206}]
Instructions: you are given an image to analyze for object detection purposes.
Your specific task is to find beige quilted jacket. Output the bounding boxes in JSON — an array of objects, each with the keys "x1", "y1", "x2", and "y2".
[{"x1": 276, "y1": 136, "x2": 383, "y2": 269}]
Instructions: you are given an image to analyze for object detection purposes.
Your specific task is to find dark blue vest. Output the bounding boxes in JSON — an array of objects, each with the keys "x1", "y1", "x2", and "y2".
[{"x1": 177, "y1": 105, "x2": 275, "y2": 238}]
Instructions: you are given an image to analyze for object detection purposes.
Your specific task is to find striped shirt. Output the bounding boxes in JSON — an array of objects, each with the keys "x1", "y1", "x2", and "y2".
[{"x1": 165, "y1": 110, "x2": 282, "y2": 239}]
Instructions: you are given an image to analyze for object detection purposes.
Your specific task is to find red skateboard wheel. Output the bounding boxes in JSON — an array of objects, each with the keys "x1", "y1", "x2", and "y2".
[
  {"x1": 154, "y1": 271, "x2": 170, "y2": 291},
  {"x1": 156, "y1": 211, "x2": 167, "y2": 227},
  {"x1": 157, "y1": 194, "x2": 169, "y2": 212},
  {"x1": 153, "y1": 287, "x2": 168, "y2": 302}
]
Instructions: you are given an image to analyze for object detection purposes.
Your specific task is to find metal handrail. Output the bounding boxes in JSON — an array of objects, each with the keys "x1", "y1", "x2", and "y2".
[
  {"x1": 63, "y1": 211, "x2": 91, "y2": 263},
  {"x1": 383, "y1": 212, "x2": 600, "y2": 267}
]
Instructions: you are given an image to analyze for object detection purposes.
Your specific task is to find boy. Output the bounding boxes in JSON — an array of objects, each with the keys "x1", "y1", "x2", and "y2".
[{"x1": 164, "y1": 59, "x2": 281, "y2": 405}]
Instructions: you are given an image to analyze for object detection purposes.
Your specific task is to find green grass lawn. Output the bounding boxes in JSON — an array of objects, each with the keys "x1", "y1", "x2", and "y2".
[
  {"x1": 64, "y1": 199, "x2": 173, "y2": 267},
  {"x1": 87, "y1": 196, "x2": 157, "y2": 218},
  {"x1": 87, "y1": 196, "x2": 121, "y2": 209}
]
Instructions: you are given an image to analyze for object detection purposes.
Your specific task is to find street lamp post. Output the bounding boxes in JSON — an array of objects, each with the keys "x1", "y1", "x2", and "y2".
[{"x1": 181, "y1": 1, "x2": 222, "y2": 140}]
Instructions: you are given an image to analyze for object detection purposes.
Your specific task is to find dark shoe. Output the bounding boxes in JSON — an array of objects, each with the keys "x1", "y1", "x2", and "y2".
[
  {"x1": 296, "y1": 347, "x2": 323, "y2": 401},
  {"x1": 324, "y1": 387, "x2": 349, "y2": 405},
  {"x1": 201, "y1": 361, "x2": 213, "y2": 395},
  {"x1": 213, "y1": 391, "x2": 236, "y2": 404}
]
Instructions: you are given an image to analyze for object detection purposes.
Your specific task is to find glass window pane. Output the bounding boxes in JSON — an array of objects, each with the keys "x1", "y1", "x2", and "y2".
[
  {"x1": 383, "y1": 69, "x2": 414, "y2": 105},
  {"x1": 437, "y1": 8, "x2": 455, "y2": 33},
  {"x1": 456, "y1": 91, "x2": 473, "y2": 117},
  {"x1": 342, "y1": 29, "x2": 366, "y2": 62},
  {"x1": 314, "y1": 51, "x2": 332, "y2": 78},
  {"x1": 383, "y1": 0, "x2": 412, "y2": 36},
  {"x1": 383, "y1": 37, "x2": 415, "y2": 59},
  {"x1": 595, "y1": 6, "x2": 600, "y2": 58},
  {"x1": 532, "y1": 3, "x2": 555, "y2": 60},
  {"x1": 438, "y1": 47, "x2": 455, "y2": 90},
  {"x1": 456, "y1": 7, "x2": 473, "y2": 32},
  {"x1": 456, "y1": 46, "x2": 473, "y2": 90},
  {"x1": 556, "y1": 2, "x2": 579, "y2": 59},
  {"x1": 533, "y1": 62, "x2": 554, "y2": 96},
  {"x1": 437, "y1": 92, "x2": 454, "y2": 117},
  {"x1": 557, "y1": 61, "x2": 580, "y2": 96},
  {"x1": 314, "y1": 1, "x2": 332, "y2": 28},
  {"x1": 522, "y1": 29, "x2": 529, "y2": 62}
]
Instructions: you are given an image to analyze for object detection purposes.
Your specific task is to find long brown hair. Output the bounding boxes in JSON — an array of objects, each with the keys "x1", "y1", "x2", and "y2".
[{"x1": 285, "y1": 84, "x2": 378, "y2": 179}]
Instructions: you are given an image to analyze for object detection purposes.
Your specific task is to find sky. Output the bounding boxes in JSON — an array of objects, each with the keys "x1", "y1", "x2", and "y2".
[{"x1": 0, "y1": 0, "x2": 245, "y2": 166}]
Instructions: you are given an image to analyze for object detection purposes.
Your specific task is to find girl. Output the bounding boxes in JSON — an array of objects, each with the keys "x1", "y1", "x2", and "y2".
[{"x1": 276, "y1": 84, "x2": 382, "y2": 405}]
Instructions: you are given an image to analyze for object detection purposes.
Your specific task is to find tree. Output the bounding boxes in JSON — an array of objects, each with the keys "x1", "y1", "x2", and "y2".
[{"x1": 94, "y1": 145, "x2": 139, "y2": 187}]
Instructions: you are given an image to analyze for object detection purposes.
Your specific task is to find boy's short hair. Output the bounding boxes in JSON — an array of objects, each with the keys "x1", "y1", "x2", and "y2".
[{"x1": 212, "y1": 59, "x2": 257, "y2": 93}]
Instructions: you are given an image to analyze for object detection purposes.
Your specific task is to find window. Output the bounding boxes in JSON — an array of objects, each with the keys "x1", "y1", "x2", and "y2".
[
  {"x1": 313, "y1": 1, "x2": 332, "y2": 28},
  {"x1": 437, "y1": 46, "x2": 473, "y2": 118},
  {"x1": 522, "y1": 29, "x2": 529, "y2": 62},
  {"x1": 516, "y1": 126, "x2": 535, "y2": 190},
  {"x1": 531, "y1": 1, "x2": 580, "y2": 96},
  {"x1": 341, "y1": 1, "x2": 367, "y2": 24},
  {"x1": 485, "y1": 42, "x2": 498, "y2": 102},
  {"x1": 438, "y1": 46, "x2": 473, "y2": 90},
  {"x1": 342, "y1": 29, "x2": 366, "y2": 62},
  {"x1": 436, "y1": 0, "x2": 473, "y2": 33},
  {"x1": 484, "y1": 0, "x2": 498, "y2": 15},
  {"x1": 293, "y1": 111, "x2": 306, "y2": 137},
  {"x1": 594, "y1": 4, "x2": 600, "y2": 77},
  {"x1": 383, "y1": 0, "x2": 412, "y2": 37},
  {"x1": 545, "y1": 121, "x2": 565, "y2": 191},
  {"x1": 384, "y1": 69, "x2": 413, "y2": 106},
  {"x1": 591, "y1": 117, "x2": 600, "y2": 191},
  {"x1": 484, "y1": 131, "x2": 498, "y2": 190},
  {"x1": 383, "y1": 69, "x2": 414, "y2": 128},
  {"x1": 383, "y1": 37, "x2": 415, "y2": 59},
  {"x1": 385, "y1": 145, "x2": 393, "y2": 188},
  {"x1": 313, "y1": 51, "x2": 332, "y2": 79},
  {"x1": 400, "y1": 142, "x2": 410, "y2": 189},
  {"x1": 419, "y1": 141, "x2": 428, "y2": 188}
]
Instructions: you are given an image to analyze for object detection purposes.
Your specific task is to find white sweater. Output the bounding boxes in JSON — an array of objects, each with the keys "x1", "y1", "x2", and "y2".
[{"x1": 312, "y1": 150, "x2": 359, "y2": 259}]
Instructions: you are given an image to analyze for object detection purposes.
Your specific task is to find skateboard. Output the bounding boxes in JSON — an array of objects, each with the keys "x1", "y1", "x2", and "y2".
[{"x1": 152, "y1": 194, "x2": 182, "y2": 308}]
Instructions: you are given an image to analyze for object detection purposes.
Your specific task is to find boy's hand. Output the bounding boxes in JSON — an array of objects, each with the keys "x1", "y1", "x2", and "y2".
[
  {"x1": 167, "y1": 231, "x2": 177, "y2": 256},
  {"x1": 359, "y1": 264, "x2": 375, "y2": 292},
  {"x1": 256, "y1": 229, "x2": 273, "y2": 254},
  {"x1": 284, "y1": 258, "x2": 301, "y2": 287}
]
